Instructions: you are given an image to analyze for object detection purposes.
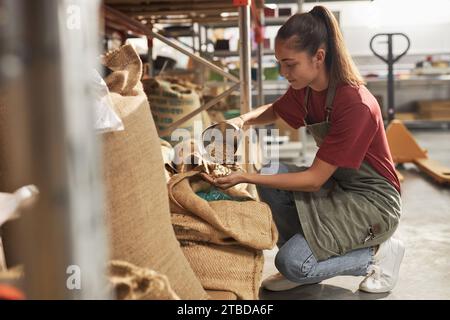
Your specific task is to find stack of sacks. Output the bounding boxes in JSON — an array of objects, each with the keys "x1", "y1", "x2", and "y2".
[
  {"x1": 101, "y1": 44, "x2": 209, "y2": 300},
  {"x1": 168, "y1": 171, "x2": 278, "y2": 300},
  {"x1": 142, "y1": 77, "x2": 210, "y2": 143},
  {"x1": 142, "y1": 75, "x2": 212, "y2": 141}
]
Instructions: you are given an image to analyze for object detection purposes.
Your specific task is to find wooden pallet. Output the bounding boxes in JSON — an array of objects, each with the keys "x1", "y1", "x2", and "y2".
[
  {"x1": 417, "y1": 99, "x2": 450, "y2": 120},
  {"x1": 386, "y1": 120, "x2": 450, "y2": 185},
  {"x1": 414, "y1": 158, "x2": 450, "y2": 184}
]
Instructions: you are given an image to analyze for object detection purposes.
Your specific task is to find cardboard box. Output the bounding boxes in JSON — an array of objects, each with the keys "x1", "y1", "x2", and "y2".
[
  {"x1": 417, "y1": 99, "x2": 450, "y2": 120},
  {"x1": 396, "y1": 112, "x2": 416, "y2": 121}
]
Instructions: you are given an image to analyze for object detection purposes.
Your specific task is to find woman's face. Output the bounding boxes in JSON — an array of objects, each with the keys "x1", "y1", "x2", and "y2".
[{"x1": 275, "y1": 38, "x2": 323, "y2": 90}]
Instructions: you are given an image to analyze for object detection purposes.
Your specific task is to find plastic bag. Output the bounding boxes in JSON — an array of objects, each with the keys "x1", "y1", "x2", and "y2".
[
  {"x1": 92, "y1": 69, "x2": 124, "y2": 133},
  {"x1": 0, "y1": 185, "x2": 39, "y2": 227}
]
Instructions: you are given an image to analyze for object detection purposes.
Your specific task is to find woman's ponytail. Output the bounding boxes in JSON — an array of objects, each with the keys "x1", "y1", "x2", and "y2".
[{"x1": 276, "y1": 6, "x2": 364, "y2": 87}]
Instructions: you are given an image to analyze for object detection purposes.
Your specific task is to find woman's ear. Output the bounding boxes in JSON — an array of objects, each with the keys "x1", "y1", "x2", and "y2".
[{"x1": 314, "y1": 48, "x2": 326, "y2": 67}]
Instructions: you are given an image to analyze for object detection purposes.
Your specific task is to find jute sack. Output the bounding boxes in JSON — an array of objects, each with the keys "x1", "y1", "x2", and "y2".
[
  {"x1": 168, "y1": 171, "x2": 277, "y2": 299},
  {"x1": 107, "y1": 260, "x2": 180, "y2": 300},
  {"x1": 206, "y1": 290, "x2": 238, "y2": 300},
  {"x1": 168, "y1": 171, "x2": 278, "y2": 250},
  {"x1": 151, "y1": 75, "x2": 213, "y2": 132},
  {"x1": 142, "y1": 78, "x2": 203, "y2": 143},
  {"x1": 101, "y1": 44, "x2": 208, "y2": 300},
  {"x1": 181, "y1": 241, "x2": 264, "y2": 300}
]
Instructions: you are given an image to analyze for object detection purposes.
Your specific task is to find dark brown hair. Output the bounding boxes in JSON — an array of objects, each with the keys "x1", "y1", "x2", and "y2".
[{"x1": 276, "y1": 5, "x2": 364, "y2": 87}]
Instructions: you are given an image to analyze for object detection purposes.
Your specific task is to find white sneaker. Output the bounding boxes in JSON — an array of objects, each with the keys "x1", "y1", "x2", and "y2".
[
  {"x1": 359, "y1": 237, "x2": 405, "y2": 293},
  {"x1": 261, "y1": 273, "x2": 303, "y2": 291}
]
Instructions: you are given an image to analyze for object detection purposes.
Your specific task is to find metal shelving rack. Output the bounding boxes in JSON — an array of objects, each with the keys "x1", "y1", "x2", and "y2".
[
  {"x1": 104, "y1": 0, "x2": 267, "y2": 170},
  {"x1": 104, "y1": 1, "x2": 253, "y2": 129},
  {"x1": 102, "y1": 1, "x2": 316, "y2": 163}
]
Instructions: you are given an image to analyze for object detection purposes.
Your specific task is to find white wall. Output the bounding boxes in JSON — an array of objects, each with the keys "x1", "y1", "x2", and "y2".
[{"x1": 270, "y1": 0, "x2": 450, "y2": 56}]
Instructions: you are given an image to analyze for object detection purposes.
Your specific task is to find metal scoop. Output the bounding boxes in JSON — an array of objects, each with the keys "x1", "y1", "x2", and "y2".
[{"x1": 200, "y1": 121, "x2": 242, "y2": 164}]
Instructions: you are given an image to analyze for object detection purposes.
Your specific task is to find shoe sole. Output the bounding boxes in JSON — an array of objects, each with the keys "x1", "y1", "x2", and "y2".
[{"x1": 359, "y1": 240, "x2": 405, "y2": 294}]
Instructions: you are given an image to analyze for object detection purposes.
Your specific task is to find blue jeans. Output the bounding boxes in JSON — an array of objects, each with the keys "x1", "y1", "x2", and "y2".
[{"x1": 257, "y1": 163, "x2": 374, "y2": 284}]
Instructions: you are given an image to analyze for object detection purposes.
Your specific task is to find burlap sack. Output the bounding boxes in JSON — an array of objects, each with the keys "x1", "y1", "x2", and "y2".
[
  {"x1": 142, "y1": 78, "x2": 203, "y2": 143},
  {"x1": 181, "y1": 241, "x2": 264, "y2": 300},
  {"x1": 101, "y1": 44, "x2": 208, "y2": 300},
  {"x1": 168, "y1": 171, "x2": 278, "y2": 250},
  {"x1": 168, "y1": 171, "x2": 277, "y2": 300},
  {"x1": 102, "y1": 44, "x2": 142, "y2": 96},
  {"x1": 107, "y1": 260, "x2": 180, "y2": 300},
  {"x1": 206, "y1": 290, "x2": 238, "y2": 300}
]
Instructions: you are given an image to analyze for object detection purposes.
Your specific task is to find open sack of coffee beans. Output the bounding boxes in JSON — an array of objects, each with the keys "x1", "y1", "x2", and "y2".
[{"x1": 164, "y1": 121, "x2": 244, "y2": 180}]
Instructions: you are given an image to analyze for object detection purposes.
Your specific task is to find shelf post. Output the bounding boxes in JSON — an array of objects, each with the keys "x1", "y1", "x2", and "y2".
[
  {"x1": 237, "y1": 1, "x2": 253, "y2": 172},
  {"x1": 255, "y1": 3, "x2": 265, "y2": 107},
  {"x1": 0, "y1": 0, "x2": 110, "y2": 299}
]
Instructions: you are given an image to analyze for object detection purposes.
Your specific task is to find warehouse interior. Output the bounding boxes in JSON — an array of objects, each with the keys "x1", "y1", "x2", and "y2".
[{"x1": 0, "y1": 0, "x2": 449, "y2": 300}]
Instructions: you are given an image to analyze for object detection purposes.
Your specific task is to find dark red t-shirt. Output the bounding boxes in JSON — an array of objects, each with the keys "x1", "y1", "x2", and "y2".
[{"x1": 272, "y1": 84, "x2": 401, "y2": 193}]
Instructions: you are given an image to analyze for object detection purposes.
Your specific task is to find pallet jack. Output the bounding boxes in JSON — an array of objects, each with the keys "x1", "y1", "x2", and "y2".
[{"x1": 370, "y1": 33, "x2": 450, "y2": 184}]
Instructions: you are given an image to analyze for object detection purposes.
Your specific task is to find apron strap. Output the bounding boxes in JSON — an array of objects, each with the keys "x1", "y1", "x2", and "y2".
[
  {"x1": 302, "y1": 87, "x2": 311, "y2": 126},
  {"x1": 302, "y1": 79, "x2": 337, "y2": 125},
  {"x1": 325, "y1": 80, "x2": 337, "y2": 122}
]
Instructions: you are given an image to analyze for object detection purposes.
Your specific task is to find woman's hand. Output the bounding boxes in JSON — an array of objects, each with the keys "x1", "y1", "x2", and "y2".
[
  {"x1": 200, "y1": 172, "x2": 246, "y2": 190},
  {"x1": 226, "y1": 116, "x2": 245, "y2": 129}
]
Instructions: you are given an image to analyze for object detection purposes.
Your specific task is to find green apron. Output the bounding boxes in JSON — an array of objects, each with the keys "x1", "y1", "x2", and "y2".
[{"x1": 288, "y1": 82, "x2": 401, "y2": 261}]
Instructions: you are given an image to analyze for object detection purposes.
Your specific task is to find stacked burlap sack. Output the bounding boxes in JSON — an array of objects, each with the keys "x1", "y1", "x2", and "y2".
[
  {"x1": 101, "y1": 44, "x2": 209, "y2": 300},
  {"x1": 142, "y1": 77, "x2": 211, "y2": 143},
  {"x1": 168, "y1": 171, "x2": 278, "y2": 300}
]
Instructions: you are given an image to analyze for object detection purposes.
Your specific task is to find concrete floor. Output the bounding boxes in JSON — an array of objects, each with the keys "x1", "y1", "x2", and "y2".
[{"x1": 260, "y1": 129, "x2": 450, "y2": 300}]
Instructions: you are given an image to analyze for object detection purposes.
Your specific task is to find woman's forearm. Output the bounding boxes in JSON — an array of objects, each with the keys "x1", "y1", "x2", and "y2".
[
  {"x1": 241, "y1": 104, "x2": 279, "y2": 126},
  {"x1": 242, "y1": 171, "x2": 320, "y2": 192}
]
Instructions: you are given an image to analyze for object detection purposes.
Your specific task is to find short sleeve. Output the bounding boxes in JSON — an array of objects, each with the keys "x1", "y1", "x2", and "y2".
[
  {"x1": 316, "y1": 103, "x2": 378, "y2": 169},
  {"x1": 272, "y1": 87, "x2": 306, "y2": 129}
]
